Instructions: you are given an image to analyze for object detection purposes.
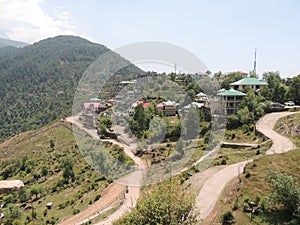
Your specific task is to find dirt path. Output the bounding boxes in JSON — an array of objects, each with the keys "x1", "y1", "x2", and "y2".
[
  {"x1": 196, "y1": 111, "x2": 298, "y2": 223},
  {"x1": 58, "y1": 183, "x2": 125, "y2": 225},
  {"x1": 63, "y1": 116, "x2": 144, "y2": 225},
  {"x1": 66, "y1": 116, "x2": 145, "y2": 167},
  {"x1": 94, "y1": 185, "x2": 140, "y2": 225}
]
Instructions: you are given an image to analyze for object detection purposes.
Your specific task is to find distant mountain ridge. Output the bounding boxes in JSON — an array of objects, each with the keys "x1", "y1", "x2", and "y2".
[
  {"x1": 0, "y1": 35, "x2": 143, "y2": 142},
  {"x1": 0, "y1": 37, "x2": 29, "y2": 48}
]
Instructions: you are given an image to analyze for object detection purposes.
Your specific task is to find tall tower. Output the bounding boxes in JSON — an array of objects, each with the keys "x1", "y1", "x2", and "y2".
[{"x1": 253, "y1": 48, "x2": 257, "y2": 75}]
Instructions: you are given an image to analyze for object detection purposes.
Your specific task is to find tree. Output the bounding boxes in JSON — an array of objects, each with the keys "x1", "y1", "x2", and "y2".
[
  {"x1": 49, "y1": 139, "x2": 55, "y2": 150},
  {"x1": 30, "y1": 185, "x2": 42, "y2": 199},
  {"x1": 288, "y1": 75, "x2": 300, "y2": 105},
  {"x1": 3, "y1": 194, "x2": 15, "y2": 204},
  {"x1": 263, "y1": 71, "x2": 281, "y2": 90},
  {"x1": 41, "y1": 165, "x2": 49, "y2": 181},
  {"x1": 221, "y1": 210, "x2": 235, "y2": 225},
  {"x1": 98, "y1": 123, "x2": 107, "y2": 136},
  {"x1": 18, "y1": 188, "x2": 29, "y2": 203},
  {"x1": 130, "y1": 104, "x2": 149, "y2": 138},
  {"x1": 61, "y1": 156, "x2": 75, "y2": 183},
  {"x1": 262, "y1": 71, "x2": 288, "y2": 103},
  {"x1": 183, "y1": 105, "x2": 199, "y2": 139},
  {"x1": 237, "y1": 107, "x2": 253, "y2": 125},
  {"x1": 187, "y1": 89, "x2": 195, "y2": 100},
  {"x1": 176, "y1": 138, "x2": 185, "y2": 157},
  {"x1": 114, "y1": 179, "x2": 198, "y2": 225},
  {"x1": 226, "y1": 114, "x2": 240, "y2": 130},
  {"x1": 221, "y1": 72, "x2": 246, "y2": 89},
  {"x1": 238, "y1": 90, "x2": 264, "y2": 121},
  {"x1": 273, "y1": 84, "x2": 287, "y2": 103},
  {"x1": 267, "y1": 172, "x2": 300, "y2": 216},
  {"x1": 3, "y1": 204, "x2": 22, "y2": 225}
]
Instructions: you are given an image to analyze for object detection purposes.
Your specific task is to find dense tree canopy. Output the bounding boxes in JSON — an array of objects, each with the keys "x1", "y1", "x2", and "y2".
[
  {"x1": 262, "y1": 71, "x2": 288, "y2": 103},
  {"x1": 267, "y1": 172, "x2": 300, "y2": 219},
  {"x1": 288, "y1": 75, "x2": 300, "y2": 105},
  {"x1": 221, "y1": 72, "x2": 246, "y2": 89},
  {"x1": 0, "y1": 35, "x2": 141, "y2": 142}
]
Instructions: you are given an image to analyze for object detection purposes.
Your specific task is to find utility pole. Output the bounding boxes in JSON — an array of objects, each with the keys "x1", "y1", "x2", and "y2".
[{"x1": 174, "y1": 64, "x2": 177, "y2": 74}]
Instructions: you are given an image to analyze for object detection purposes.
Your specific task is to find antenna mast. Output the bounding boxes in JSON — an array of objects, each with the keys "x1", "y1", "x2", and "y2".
[{"x1": 253, "y1": 48, "x2": 257, "y2": 75}]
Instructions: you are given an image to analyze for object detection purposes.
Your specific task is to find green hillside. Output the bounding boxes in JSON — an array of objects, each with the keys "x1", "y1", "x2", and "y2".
[
  {"x1": 0, "y1": 121, "x2": 134, "y2": 224},
  {"x1": 0, "y1": 35, "x2": 142, "y2": 142}
]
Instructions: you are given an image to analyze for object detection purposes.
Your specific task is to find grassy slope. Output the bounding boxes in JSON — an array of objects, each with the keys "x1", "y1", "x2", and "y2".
[
  {"x1": 275, "y1": 113, "x2": 300, "y2": 147},
  {"x1": 0, "y1": 121, "x2": 110, "y2": 224}
]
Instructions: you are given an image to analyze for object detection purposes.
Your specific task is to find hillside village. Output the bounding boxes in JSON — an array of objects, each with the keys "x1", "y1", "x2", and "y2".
[
  {"x1": 81, "y1": 71, "x2": 297, "y2": 138},
  {"x1": 0, "y1": 37, "x2": 300, "y2": 225}
]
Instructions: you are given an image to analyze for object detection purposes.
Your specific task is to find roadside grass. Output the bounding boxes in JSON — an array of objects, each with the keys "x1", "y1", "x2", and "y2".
[
  {"x1": 274, "y1": 113, "x2": 300, "y2": 147},
  {"x1": 210, "y1": 113, "x2": 300, "y2": 224},
  {"x1": 0, "y1": 122, "x2": 115, "y2": 224},
  {"x1": 214, "y1": 148, "x2": 300, "y2": 225},
  {"x1": 224, "y1": 128, "x2": 265, "y2": 144},
  {"x1": 211, "y1": 141, "x2": 271, "y2": 166}
]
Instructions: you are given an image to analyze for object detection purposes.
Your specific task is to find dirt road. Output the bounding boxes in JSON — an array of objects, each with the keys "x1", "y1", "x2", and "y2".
[
  {"x1": 196, "y1": 111, "x2": 298, "y2": 222},
  {"x1": 63, "y1": 116, "x2": 144, "y2": 225},
  {"x1": 195, "y1": 161, "x2": 247, "y2": 220},
  {"x1": 94, "y1": 185, "x2": 140, "y2": 225},
  {"x1": 65, "y1": 111, "x2": 298, "y2": 224},
  {"x1": 256, "y1": 111, "x2": 297, "y2": 154}
]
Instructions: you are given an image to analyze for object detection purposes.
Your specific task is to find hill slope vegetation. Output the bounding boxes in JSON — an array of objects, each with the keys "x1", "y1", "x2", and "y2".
[{"x1": 0, "y1": 35, "x2": 142, "y2": 142}]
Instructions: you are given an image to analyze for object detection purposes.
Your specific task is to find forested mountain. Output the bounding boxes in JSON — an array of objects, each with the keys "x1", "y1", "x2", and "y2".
[
  {"x1": 0, "y1": 37, "x2": 29, "y2": 48},
  {"x1": 0, "y1": 35, "x2": 142, "y2": 142}
]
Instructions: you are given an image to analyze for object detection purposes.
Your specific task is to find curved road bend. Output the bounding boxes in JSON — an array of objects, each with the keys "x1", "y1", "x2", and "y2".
[
  {"x1": 196, "y1": 111, "x2": 298, "y2": 222},
  {"x1": 256, "y1": 111, "x2": 297, "y2": 155},
  {"x1": 63, "y1": 116, "x2": 145, "y2": 225}
]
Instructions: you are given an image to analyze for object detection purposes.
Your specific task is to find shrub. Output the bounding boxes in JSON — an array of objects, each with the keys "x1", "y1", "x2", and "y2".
[
  {"x1": 226, "y1": 115, "x2": 240, "y2": 130},
  {"x1": 72, "y1": 208, "x2": 80, "y2": 215},
  {"x1": 43, "y1": 208, "x2": 48, "y2": 217},
  {"x1": 231, "y1": 133, "x2": 236, "y2": 140},
  {"x1": 255, "y1": 194, "x2": 261, "y2": 204},
  {"x1": 221, "y1": 210, "x2": 234, "y2": 224},
  {"x1": 245, "y1": 172, "x2": 251, "y2": 178},
  {"x1": 233, "y1": 202, "x2": 239, "y2": 210},
  {"x1": 94, "y1": 194, "x2": 101, "y2": 202},
  {"x1": 221, "y1": 159, "x2": 227, "y2": 165}
]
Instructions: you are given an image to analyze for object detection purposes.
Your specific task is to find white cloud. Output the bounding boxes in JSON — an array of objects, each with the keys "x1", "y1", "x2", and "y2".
[{"x1": 0, "y1": 0, "x2": 77, "y2": 43}]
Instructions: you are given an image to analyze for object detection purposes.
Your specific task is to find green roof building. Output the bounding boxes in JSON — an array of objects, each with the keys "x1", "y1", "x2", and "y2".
[
  {"x1": 230, "y1": 77, "x2": 268, "y2": 91},
  {"x1": 217, "y1": 88, "x2": 247, "y2": 115}
]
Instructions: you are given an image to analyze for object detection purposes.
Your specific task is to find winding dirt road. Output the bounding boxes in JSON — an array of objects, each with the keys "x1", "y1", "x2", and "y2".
[
  {"x1": 256, "y1": 111, "x2": 297, "y2": 155},
  {"x1": 61, "y1": 116, "x2": 144, "y2": 225},
  {"x1": 195, "y1": 111, "x2": 298, "y2": 223},
  {"x1": 64, "y1": 111, "x2": 298, "y2": 224}
]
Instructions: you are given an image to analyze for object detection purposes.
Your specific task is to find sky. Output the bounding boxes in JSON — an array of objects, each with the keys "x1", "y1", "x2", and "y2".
[{"x1": 0, "y1": 0, "x2": 300, "y2": 77}]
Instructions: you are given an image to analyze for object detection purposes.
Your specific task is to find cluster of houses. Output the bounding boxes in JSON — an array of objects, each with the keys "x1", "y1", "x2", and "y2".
[
  {"x1": 81, "y1": 76, "x2": 269, "y2": 128},
  {"x1": 82, "y1": 97, "x2": 113, "y2": 128},
  {"x1": 218, "y1": 77, "x2": 268, "y2": 115},
  {"x1": 128, "y1": 100, "x2": 179, "y2": 116}
]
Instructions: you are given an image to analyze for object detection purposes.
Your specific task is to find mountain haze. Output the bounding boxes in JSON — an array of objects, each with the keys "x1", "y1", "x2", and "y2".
[{"x1": 0, "y1": 37, "x2": 29, "y2": 48}]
